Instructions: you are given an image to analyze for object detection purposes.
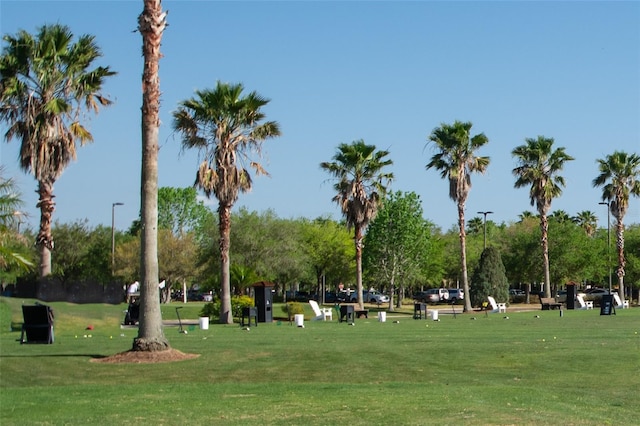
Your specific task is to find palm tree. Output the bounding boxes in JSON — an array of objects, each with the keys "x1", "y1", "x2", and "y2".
[
  {"x1": 512, "y1": 136, "x2": 574, "y2": 299},
  {"x1": 518, "y1": 211, "x2": 536, "y2": 222},
  {"x1": 425, "y1": 121, "x2": 490, "y2": 312},
  {"x1": 467, "y1": 217, "x2": 484, "y2": 235},
  {"x1": 0, "y1": 167, "x2": 33, "y2": 273},
  {"x1": 573, "y1": 210, "x2": 598, "y2": 237},
  {"x1": 549, "y1": 210, "x2": 571, "y2": 224},
  {"x1": 132, "y1": 0, "x2": 170, "y2": 352},
  {"x1": 593, "y1": 151, "x2": 640, "y2": 303},
  {"x1": 320, "y1": 140, "x2": 393, "y2": 310},
  {"x1": 0, "y1": 24, "x2": 115, "y2": 277},
  {"x1": 173, "y1": 82, "x2": 280, "y2": 324}
]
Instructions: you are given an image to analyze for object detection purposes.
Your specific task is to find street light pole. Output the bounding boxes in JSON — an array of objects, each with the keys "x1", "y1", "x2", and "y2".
[
  {"x1": 477, "y1": 211, "x2": 493, "y2": 250},
  {"x1": 599, "y1": 202, "x2": 612, "y2": 294},
  {"x1": 111, "y1": 202, "x2": 124, "y2": 275}
]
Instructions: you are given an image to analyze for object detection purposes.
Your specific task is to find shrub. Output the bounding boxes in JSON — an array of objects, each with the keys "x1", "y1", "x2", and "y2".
[
  {"x1": 200, "y1": 295, "x2": 255, "y2": 320},
  {"x1": 281, "y1": 302, "x2": 304, "y2": 319}
]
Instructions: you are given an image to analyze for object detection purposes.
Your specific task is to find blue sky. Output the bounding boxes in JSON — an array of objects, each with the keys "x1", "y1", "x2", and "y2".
[{"x1": 1, "y1": 1, "x2": 639, "y2": 233}]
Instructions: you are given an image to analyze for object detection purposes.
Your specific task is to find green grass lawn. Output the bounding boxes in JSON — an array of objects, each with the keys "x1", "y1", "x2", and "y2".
[{"x1": 1, "y1": 297, "x2": 638, "y2": 425}]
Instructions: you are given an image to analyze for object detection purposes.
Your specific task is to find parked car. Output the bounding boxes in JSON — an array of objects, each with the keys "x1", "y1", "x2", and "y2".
[
  {"x1": 509, "y1": 289, "x2": 525, "y2": 296},
  {"x1": 582, "y1": 288, "x2": 609, "y2": 302},
  {"x1": 414, "y1": 288, "x2": 449, "y2": 303},
  {"x1": 349, "y1": 290, "x2": 389, "y2": 304},
  {"x1": 325, "y1": 292, "x2": 348, "y2": 303},
  {"x1": 447, "y1": 288, "x2": 464, "y2": 302},
  {"x1": 555, "y1": 290, "x2": 587, "y2": 303}
]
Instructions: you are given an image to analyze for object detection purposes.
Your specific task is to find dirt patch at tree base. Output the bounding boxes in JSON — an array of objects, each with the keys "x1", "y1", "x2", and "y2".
[{"x1": 91, "y1": 348, "x2": 200, "y2": 364}]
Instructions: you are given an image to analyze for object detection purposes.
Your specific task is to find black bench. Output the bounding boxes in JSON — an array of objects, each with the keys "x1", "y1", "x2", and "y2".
[
  {"x1": 21, "y1": 304, "x2": 54, "y2": 344},
  {"x1": 540, "y1": 297, "x2": 563, "y2": 310},
  {"x1": 355, "y1": 310, "x2": 369, "y2": 319},
  {"x1": 241, "y1": 307, "x2": 258, "y2": 327}
]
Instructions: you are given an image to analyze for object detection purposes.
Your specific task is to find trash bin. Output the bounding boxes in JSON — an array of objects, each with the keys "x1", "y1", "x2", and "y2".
[
  {"x1": 294, "y1": 314, "x2": 305, "y2": 327},
  {"x1": 414, "y1": 302, "x2": 427, "y2": 319},
  {"x1": 199, "y1": 316, "x2": 209, "y2": 330},
  {"x1": 431, "y1": 310, "x2": 439, "y2": 321},
  {"x1": 339, "y1": 305, "x2": 354, "y2": 323},
  {"x1": 377, "y1": 311, "x2": 386, "y2": 322}
]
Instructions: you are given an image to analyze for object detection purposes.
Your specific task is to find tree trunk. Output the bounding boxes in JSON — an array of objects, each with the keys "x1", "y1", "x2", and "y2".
[
  {"x1": 354, "y1": 224, "x2": 364, "y2": 310},
  {"x1": 540, "y1": 213, "x2": 551, "y2": 299},
  {"x1": 615, "y1": 219, "x2": 626, "y2": 301},
  {"x1": 133, "y1": 0, "x2": 169, "y2": 352},
  {"x1": 459, "y1": 203, "x2": 471, "y2": 312},
  {"x1": 35, "y1": 180, "x2": 55, "y2": 277},
  {"x1": 218, "y1": 203, "x2": 233, "y2": 324}
]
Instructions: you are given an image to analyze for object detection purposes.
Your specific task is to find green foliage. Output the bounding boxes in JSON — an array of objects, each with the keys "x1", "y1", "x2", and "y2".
[
  {"x1": 281, "y1": 301, "x2": 304, "y2": 318},
  {"x1": 301, "y1": 216, "x2": 354, "y2": 292},
  {"x1": 129, "y1": 187, "x2": 214, "y2": 237},
  {"x1": 470, "y1": 247, "x2": 509, "y2": 307},
  {"x1": 199, "y1": 295, "x2": 255, "y2": 320},
  {"x1": 364, "y1": 191, "x2": 435, "y2": 302},
  {"x1": 51, "y1": 220, "x2": 112, "y2": 284}
]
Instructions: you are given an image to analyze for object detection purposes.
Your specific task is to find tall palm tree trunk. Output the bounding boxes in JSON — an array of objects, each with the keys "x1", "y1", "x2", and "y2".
[
  {"x1": 133, "y1": 0, "x2": 169, "y2": 352},
  {"x1": 355, "y1": 224, "x2": 364, "y2": 310},
  {"x1": 35, "y1": 180, "x2": 55, "y2": 277},
  {"x1": 458, "y1": 203, "x2": 471, "y2": 312},
  {"x1": 615, "y1": 220, "x2": 626, "y2": 301},
  {"x1": 540, "y1": 213, "x2": 551, "y2": 298},
  {"x1": 218, "y1": 203, "x2": 233, "y2": 324}
]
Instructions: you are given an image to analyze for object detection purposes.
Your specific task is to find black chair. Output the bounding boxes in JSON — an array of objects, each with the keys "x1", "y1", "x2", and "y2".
[{"x1": 21, "y1": 304, "x2": 54, "y2": 344}]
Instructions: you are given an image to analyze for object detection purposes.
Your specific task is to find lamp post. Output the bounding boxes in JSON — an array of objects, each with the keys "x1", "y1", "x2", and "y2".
[
  {"x1": 13, "y1": 211, "x2": 24, "y2": 233},
  {"x1": 477, "y1": 211, "x2": 493, "y2": 250},
  {"x1": 599, "y1": 201, "x2": 612, "y2": 294},
  {"x1": 111, "y1": 202, "x2": 124, "y2": 275}
]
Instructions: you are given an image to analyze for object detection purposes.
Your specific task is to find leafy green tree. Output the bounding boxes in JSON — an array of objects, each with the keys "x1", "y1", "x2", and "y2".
[
  {"x1": 135, "y1": 0, "x2": 169, "y2": 352},
  {"x1": 500, "y1": 217, "x2": 541, "y2": 289},
  {"x1": 364, "y1": 191, "x2": 431, "y2": 310},
  {"x1": 321, "y1": 140, "x2": 393, "y2": 309},
  {"x1": 425, "y1": 120, "x2": 490, "y2": 312},
  {"x1": 593, "y1": 151, "x2": 640, "y2": 302},
  {"x1": 0, "y1": 24, "x2": 115, "y2": 277},
  {"x1": 301, "y1": 217, "x2": 354, "y2": 301},
  {"x1": 512, "y1": 136, "x2": 574, "y2": 298},
  {"x1": 50, "y1": 220, "x2": 111, "y2": 285},
  {"x1": 173, "y1": 81, "x2": 281, "y2": 324},
  {"x1": 129, "y1": 186, "x2": 213, "y2": 236},
  {"x1": 470, "y1": 247, "x2": 509, "y2": 308},
  {"x1": 547, "y1": 219, "x2": 604, "y2": 289}
]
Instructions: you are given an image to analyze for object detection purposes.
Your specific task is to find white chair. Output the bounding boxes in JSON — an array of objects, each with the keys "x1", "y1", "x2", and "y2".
[
  {"x1": 576, "y1": 295, "x2": 593, "y2": 310},
  {"x1": 308, "y1": 300, "x2": 333, "y2": 321},
  {"x1": 613, "y1": 293, "x2": 630, "y2": 309},
  {"x1": 487, "y1": 296, "x2": 507, "y2": 313}
]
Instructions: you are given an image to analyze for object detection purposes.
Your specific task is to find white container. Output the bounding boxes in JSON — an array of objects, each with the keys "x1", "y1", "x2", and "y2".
[
  {"x1": 294, "y1": 314, "x2": 305, "y2": 327},
  {"x1": 199, "y1": 316, "x2": 209, "y2": 330},
  {"x1": 378, "y1": 311, "x2": 386, "y2": 322},
  {"x1": 431, "y1": 310, "x2": 439, "y2": 321}
]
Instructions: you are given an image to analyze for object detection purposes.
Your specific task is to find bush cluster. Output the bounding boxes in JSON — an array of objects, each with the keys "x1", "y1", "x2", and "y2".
[{"x1": 200, "y1": 295, "x2": 255, "y2": 320}]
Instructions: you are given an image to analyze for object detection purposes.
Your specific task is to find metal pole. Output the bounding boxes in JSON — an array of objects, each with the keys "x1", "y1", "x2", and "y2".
[
  {"x1": 599, "y1": 202, "x2": 612, "y2": 294},
  {"x1": 477, "y1": 211, "x2": 493, "y2": 250},
  {"x1": 111, "y1": 202, "x2": 124, "y2": 275}
]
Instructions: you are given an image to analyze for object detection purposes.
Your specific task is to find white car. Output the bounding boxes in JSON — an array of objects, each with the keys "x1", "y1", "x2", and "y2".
[
  {"x1": 447, "y1": 288, "x2": 464, "y2": 302},
  {"x1": 350, "y1": 290, "x2": 389, "y2": 304}
]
